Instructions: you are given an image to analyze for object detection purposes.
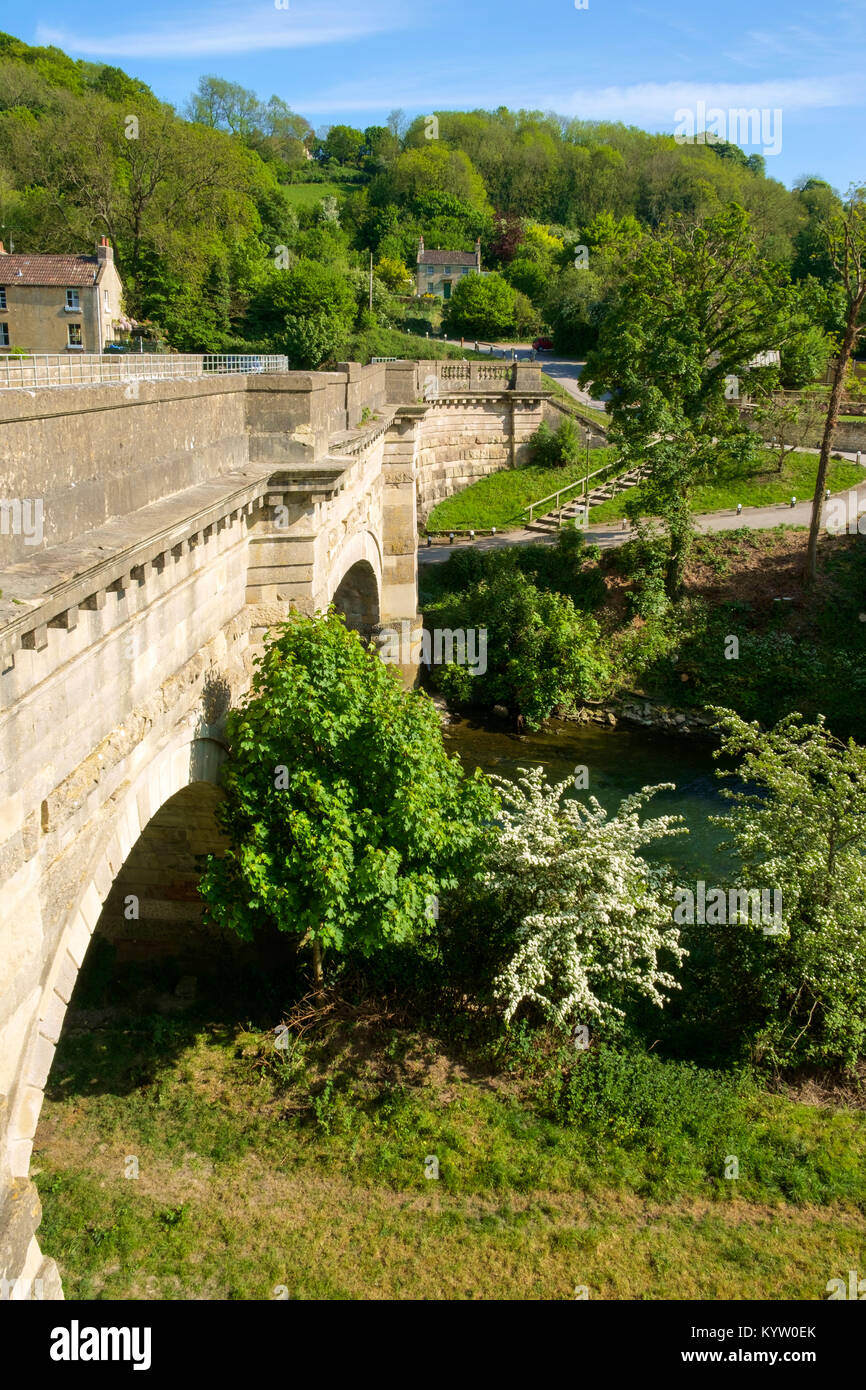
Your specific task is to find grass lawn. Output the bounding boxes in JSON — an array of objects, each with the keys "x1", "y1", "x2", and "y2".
[
  {"x1": 280, "y1": 181, "x2": 359, "y2": 209},
  {"x1": 426, "y1": 449, "x2": 616, "y2": 532},
  {"x1": 542, "y1": 373, "x2": 610, "y2": 431},
  {"x1": 589, "y1": 450, "x2": 866, "y2": 523},
  {"x1": 343, "y1": 327, "x2": 490, "y2": 366},
  {"x1": 33, "y1": 1007, "x2": 866, "y2": 1300}
]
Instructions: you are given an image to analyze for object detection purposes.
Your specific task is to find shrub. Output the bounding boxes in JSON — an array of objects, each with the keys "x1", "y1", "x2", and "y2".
[
  {"x1": 425, "y1": 567, "x2": 610, "y2": 728},
  {"x1": 540, "y1": 1045, "x2": 749, "y2": 1154}
]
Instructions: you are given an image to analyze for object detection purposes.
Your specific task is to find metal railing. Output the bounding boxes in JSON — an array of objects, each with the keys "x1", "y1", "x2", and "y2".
[
  {"x1": 0, "y1": 352, "x2": 288, "y2": 390},
  {"x1": 523, "y1": 458, "x2": 614, "y2": 524}
]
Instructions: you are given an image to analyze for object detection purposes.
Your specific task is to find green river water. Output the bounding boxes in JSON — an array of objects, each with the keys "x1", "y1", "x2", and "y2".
[{"x1": 443, "y1": 716, "x2": 739, "y2": 877}]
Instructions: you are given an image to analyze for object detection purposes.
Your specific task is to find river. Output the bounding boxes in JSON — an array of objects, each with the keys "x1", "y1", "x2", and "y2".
[{"x1": 443, "y1": 716, "x2": 739, "y2": 877}]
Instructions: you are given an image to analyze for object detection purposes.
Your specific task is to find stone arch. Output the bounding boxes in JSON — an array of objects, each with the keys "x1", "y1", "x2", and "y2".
[
  {"x1": 327, "y1": 530, "x2": 382, "y2": 638},
  {"x1": 3, "y1": 731, "x2": 225, "y2": 1298}
]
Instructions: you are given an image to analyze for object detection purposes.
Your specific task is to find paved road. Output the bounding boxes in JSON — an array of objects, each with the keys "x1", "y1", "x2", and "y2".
[
  {"x1": 475, "y1": 341, "x2": 607, "y2": 411},
  {"x1": 418, "y1": 481, "x2": 866, "y2": 567}
]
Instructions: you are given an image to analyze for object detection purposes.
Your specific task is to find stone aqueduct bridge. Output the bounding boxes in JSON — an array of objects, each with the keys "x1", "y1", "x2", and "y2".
[{"x1": 0, "y1": 356, "x2": 547, "y2": 1297}]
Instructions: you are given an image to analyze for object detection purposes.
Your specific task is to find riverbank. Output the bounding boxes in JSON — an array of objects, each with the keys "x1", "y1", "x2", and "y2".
[{"x1": 419, "y1": 526, "x2": 866, "y2": 741}]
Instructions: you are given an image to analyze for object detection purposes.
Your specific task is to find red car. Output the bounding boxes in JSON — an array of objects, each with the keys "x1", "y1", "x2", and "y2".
[{"x1": 532, "y1": 337, "x2": 554, "y2": 350}]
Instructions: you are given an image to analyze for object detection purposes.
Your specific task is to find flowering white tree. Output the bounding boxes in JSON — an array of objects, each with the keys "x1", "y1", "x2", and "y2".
[{"x1": 488, "y1": 767, "x2": 688, "y2": 1028}]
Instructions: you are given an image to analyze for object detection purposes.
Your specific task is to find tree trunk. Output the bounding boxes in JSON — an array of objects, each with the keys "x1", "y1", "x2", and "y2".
[
  {"x1": 312, "y1": 937, "x2": 323, "y2": 988},
  {"x1": 805, "y1": 296, "x2": 865, "y2": 581}
]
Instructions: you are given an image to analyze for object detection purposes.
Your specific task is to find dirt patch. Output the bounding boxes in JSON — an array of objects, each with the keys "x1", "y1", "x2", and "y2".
[
  {"x1": 770, "y1": 1061, "x2": 866, "y2": 1111},
  {"x1": 682, "y1": 530, "x2": 847, "y2": 619}
]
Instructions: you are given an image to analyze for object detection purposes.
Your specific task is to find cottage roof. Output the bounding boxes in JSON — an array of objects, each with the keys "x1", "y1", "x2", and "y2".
[
  {"x1": 418, "y1": 250, "x2": 478, "y2": 267},
  {"x1": 0, "y1": 253, "x2": 105, "y2": 287}
]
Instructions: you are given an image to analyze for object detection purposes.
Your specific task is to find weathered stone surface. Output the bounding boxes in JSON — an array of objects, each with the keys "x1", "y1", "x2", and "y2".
[{"x1": 0, "y1": 362, "x2": 544, "y2": 1297}]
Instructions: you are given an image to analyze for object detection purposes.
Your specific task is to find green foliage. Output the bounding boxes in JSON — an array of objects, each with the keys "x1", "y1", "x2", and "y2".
[
  {"x1": 587, "y1": 205, "x2": 797, "y2": 595},
  {"x1": 424, "y1": 564, "x2": 609, "y2": 728},
  {"x1": 541, "y1": 1045, "x2": 748, "y2": 1156},
  {"x1": 527, "y1": 420, "x2": 556, "y2": 466},
  {"x1": 780, "y1": 324, "x2": 831, "y2": 389},
  {"x1": 421, "y1": 528, "x2": 606, "y2": 614},
  {"x1": 253, "y1": 258, "x2": 356, "y2": 366},
  {"x1": 442, "y1": 272, "x2": 516, "y2": 338},
  {"x1": 708, "y1": 711, "x2": 866, "y2": 1072},
  {"x1": 528, "y1": 416, "x2": 584, "y2": 467},
  {"x1": 322, "y1": 125, "x2": 365, "y2": 166},
  {"x1": 198, "y1": 611, "x2": 496, "y2": 973}
]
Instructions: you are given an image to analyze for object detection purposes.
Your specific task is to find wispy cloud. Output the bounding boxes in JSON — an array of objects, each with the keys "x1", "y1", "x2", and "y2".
[
  {"x1": 293, "y1": 72, "x2": 853, "y2": 123},
  {"x1": 35, "y1": 1, "x2": 413, "y2": 59},
  {"x1": 553, "y1": 77, "x2": 850, "y2": 124}
]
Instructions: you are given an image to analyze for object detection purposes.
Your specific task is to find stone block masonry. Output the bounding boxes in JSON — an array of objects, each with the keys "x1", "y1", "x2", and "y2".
[{"x1": 0, "y1": 356, "x2": 549, "y2": 1299}]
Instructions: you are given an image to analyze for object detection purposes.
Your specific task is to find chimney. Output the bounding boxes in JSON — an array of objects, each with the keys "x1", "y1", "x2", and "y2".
[
  {"x1": 96, "y1": 236, "x2": 113, "y2": 262},
  {"x1": 417, "y1": 235, "x2": 424, "y2": 262},
  {"x1": 475, "y1": 236, "x2": 482, "y2": 271}
]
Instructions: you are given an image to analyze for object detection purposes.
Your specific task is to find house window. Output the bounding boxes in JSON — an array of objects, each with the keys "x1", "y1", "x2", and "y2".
[
  {"x1": 104, "y1": 289, "x2": 110, "y2": 309},
  {"x1": 66, "y1": 288, "x2": 80, "y2": 311},
  {"x1": 67, "y1": 323, "x2": 82, "y2": 347},
  {"x1": 0, "y1": 288, "x2": 6, "y2": 309},
  {"x1": 443, "y1": 266, "x2": 452, "y2": 275},
  {"x1": 462, "y1": 267, "x2": 471, "y2": 275},
  {"x1": 0, "y1": 323, "x2": 9, "y2": 347},
  {"x1": 425, "y1": 264, "x2": 433, "y2": 276}
]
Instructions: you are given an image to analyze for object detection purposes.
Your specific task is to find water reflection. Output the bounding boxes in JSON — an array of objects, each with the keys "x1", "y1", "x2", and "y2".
[{"x1": 443, "y1": 715, "x2": 739, "y2": 877}]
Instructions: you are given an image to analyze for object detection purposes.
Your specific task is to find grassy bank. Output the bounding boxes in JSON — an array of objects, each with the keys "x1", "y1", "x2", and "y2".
[
  {"x1": 340, "y1": 327, "x2": 489, "y2": 366},
  {"x1": 33, "y1": 988, "x2": 866, "y2": 1301},
  {"x1": 589, "y1": 450, "x2": 865, "y2": 522},
  {"x1": 426, "y1": 449, "x2": 616, "y2": 532},
  {"x1": 542, "y1": 373, "x2": 610, "y2": 431}
]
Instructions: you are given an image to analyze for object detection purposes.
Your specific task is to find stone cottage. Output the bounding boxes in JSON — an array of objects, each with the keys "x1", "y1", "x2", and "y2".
[
  {"x1": 0, "y1": 238, "x2": 124, "y2": 354},
  {"x1": 415, "y1": 236, "x2": 482, "y2": 299}
]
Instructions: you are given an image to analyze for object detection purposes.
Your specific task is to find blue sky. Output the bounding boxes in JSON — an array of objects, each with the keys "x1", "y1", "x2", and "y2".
[{"x1": 9, "y1": 0, "x2": 865, "y2": 191}]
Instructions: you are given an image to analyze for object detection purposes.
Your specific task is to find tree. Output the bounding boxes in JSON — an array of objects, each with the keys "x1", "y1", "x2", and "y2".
[
  {"x1": 512, "y1": 288, "x2": 540, "y2": 338},
  {"x1": 425, "y1": 565, "x2": 609, "y2": 728},
  {"x1": 322, "y1": 124, "x2": 364, "y2": 166},
  {"x1": 528, "y1": 416, "x2": 582, "y2": 467},
  {"x1": 805, "y1": 186, "x2": 866, "y2": 581},
  {"x1": 199, "y1": 611, "x2": 496, "y2": 986},
  {"x1": 487, "y1": 768, "x2": 686, "y2": 1028},
  {"x1": 586, "y1": 205, "x2": 788, "y2": 597},
  {"x1": 376, "y1": 143, "x2": 490, "y2": 214},
  {"x1": 187, "y1": 75, "x2": 263, "y2": 137},
  {"x1": 362, "y1": 125, "x2": 400, "y2": 169},
  {"x1": 711, "y1": 710, "x2": 866, "y2": 1070},
  {"x1": 750, "y1": 388, "x2": 828, "y2": 471},
  {"x1": 442, "y1": 271, "x2": 515, "y2": 338},
  {"x1": 374, "y1": 255, "x2": 413, "y2": 293},
  {"x1": 258, "y1": 257, "x2": 355, "y2": 367}
]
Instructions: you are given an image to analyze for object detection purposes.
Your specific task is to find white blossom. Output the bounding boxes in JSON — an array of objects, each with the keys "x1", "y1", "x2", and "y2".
[{"x1": 488, "y1": 766, "x2": 688, "y2": 1028}]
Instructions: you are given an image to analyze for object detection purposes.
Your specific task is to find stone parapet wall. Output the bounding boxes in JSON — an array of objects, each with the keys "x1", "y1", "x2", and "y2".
[{"x1": 0, "y1": 377, "x2": 250, "y2": 565}]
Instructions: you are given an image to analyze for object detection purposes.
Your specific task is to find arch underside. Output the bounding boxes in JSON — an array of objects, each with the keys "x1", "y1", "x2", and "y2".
[
  {"x1": 2, "y1": 733, "x2": 227, "y2": 1299},
  {"x1": 327, "y1": 531, "x2": 382, "y2": 638}
]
